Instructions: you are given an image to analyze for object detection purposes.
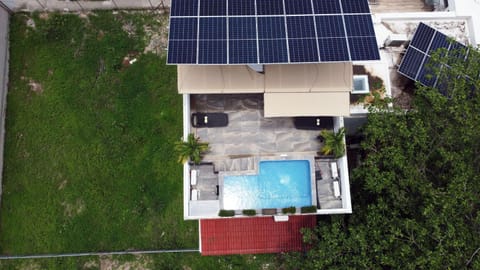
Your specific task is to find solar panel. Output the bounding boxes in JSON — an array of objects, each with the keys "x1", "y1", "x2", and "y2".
[
  {"x1": 398, "y1": 22, "x2": 469, "y2": 89},
  {"x1": 167, "y1": 0, "x2": 380, "y2": 64}
]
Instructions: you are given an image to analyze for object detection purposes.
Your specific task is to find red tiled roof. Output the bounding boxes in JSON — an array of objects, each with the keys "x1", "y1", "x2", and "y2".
[{"x1": 200, "y1": 216, "x2": 316, "y2": 256}]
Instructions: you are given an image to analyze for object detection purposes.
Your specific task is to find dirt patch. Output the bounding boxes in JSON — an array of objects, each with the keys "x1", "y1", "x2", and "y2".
[
  {"x1": 100, "y1": 255, "x2": 152, "y2": 270},
  {"x1": 143, "y1": 13, "x2": 169, "y2": 55},
  {"x1": 58, "y1": 180, "x2": 68, "y2": 190},
  {"x1": 61, "y1": 199, "x2": 85, "y2": 217},
  {"x1": 83, "y1": 260, "x2": 99, "y2": 270},
  {"x1": 27, "y1": 79, "x2": 44, "y2": 94},
  {"x1": 26, "y1": 18, "x2": 36, "y2": 29},
  {"x1": 18, "y1": 261, "x2": 42, "y2": 270},
  {"x1": 39, "y1": 12, "x2": 49, "y2": 20}
]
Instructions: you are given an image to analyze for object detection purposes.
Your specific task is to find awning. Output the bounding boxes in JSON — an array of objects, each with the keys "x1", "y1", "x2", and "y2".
[
  {"x1": 264, "y1": 92, "x2": 350, "y2": 117},
  {"x1": 177, "y1": 63, "x2": 353, "y2": 116}
]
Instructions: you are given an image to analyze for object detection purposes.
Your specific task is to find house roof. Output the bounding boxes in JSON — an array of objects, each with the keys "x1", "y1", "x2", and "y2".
[
  {"x1": 178, "y1": 63, "x2": 352, "y2": 116},
  {"x1": 200, "y1": 216, "x2": 316, "y2": 256}
]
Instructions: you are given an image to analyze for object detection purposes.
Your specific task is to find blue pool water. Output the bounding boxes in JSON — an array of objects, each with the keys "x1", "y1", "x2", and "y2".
[{"x1": 222, "y1": 160, "x2": 312, "y2": 209}]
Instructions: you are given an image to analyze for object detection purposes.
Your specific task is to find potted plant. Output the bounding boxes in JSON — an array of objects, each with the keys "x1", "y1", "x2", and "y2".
[
  {"x1": 319, "y1": 127, "x2": 346, "y2": 159},
  {"x1": 174, "y1": 133, "x2": 209, "y2": 164}
]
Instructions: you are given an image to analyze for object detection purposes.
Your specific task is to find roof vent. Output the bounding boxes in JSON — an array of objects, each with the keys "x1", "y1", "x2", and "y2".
[
  {"x1": 352, "y1": 75, "x2": 370, "y2": 94},
  {"x1": 384, "y1": 34, "x2": 409, "y2": 47}
]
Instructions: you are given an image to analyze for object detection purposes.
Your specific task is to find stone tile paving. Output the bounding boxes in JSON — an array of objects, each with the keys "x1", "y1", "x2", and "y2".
[{"x1": 192, "y1": 94, "x2": 322, "y2": 160}]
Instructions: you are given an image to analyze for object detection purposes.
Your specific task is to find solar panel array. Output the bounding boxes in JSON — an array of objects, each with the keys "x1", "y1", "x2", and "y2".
[
  {"x1": 398, "y1": 23, "x2": 469, "y2": 88},
  {"x1": 167, "y1": 0, "x2": 380, "y2": 64}
]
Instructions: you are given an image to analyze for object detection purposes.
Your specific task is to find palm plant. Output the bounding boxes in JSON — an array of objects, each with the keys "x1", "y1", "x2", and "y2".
[
  {"x1": 175, "y1": 133, "x2": 209, "y2": 164},
  {"x1": 319, "y1": 127, "x2": 346, "y2": 158}
]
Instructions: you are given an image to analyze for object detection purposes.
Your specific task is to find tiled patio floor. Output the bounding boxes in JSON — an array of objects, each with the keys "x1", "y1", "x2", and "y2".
[{"x1": 191, "y1": 94, "x2": 323, "y2": 160}]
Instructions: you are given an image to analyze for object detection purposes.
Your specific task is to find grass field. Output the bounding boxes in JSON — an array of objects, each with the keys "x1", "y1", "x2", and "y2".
[
  {"x1": 0, "y1": 11, "x2": 194, "y2": 254},
  {"x1": 0, "y1": 11, "x2": 277, "y2": 269}
]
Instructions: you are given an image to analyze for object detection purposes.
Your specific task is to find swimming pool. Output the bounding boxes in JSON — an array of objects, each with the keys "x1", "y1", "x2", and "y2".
[{"x1": 222, "y1": 160, "x2": 312, "y2": 209}]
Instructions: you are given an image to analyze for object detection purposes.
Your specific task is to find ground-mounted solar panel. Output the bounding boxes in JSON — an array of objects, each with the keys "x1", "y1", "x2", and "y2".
[
  {"x1": 167, "y1": 0, "x2": 380, "y2": 64},
  {"x1": 398, "y1": 22, "x2": 470, "y2": 89}
]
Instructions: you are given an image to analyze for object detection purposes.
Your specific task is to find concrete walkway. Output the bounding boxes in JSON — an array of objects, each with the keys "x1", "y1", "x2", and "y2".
[{"x1": 9, "y1": 0, "x2": 170, "y2": 12}]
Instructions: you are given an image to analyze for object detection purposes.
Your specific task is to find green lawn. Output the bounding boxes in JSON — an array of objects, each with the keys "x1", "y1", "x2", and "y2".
[{"x1": 1, "y1": 11, "x2": 190, "y2": 254}]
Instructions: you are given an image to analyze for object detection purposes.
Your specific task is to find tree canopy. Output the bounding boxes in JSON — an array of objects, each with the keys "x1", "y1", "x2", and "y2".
[{"x1": 284, "y1": 47, "x2": 480, "y2": 269}]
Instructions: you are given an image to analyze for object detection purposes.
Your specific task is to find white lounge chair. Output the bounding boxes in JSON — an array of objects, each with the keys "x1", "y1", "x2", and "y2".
[
  {"x1": 333, "y1": 181, "x2": 341, "y2": 198},
  {"x1": 331, "y1": 162, "x2": 338, "y2": 179},
  {"x1": 190, "y1": 169, "x2": 198, "y2": 186},
  {"x1": 191, "y1": 189, "x2": 198, "y2": 201}
]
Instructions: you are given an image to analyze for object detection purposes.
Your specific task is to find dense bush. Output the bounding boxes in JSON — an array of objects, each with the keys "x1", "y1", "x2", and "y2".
[
  {"x1": 281, "y1": 207, "x2": 296, "y2": 214},
  {"x1": 300, "y1": 206, "x2": 317, "y2": 213},
  {"x1": 242, "y1": 209, "x2": 256, "y2": 216},
  {"x1": 218, "y1": 210, "x2": 235, "y2": 217}
]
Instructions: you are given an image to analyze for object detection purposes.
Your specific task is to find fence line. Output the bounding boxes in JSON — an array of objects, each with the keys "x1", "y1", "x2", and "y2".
[
  {"x1": 12, "y1": 0, "x2": 170, "y2": 12},
  {"x1": 0, "y1": 248, "x2": 199, "y2": 260}
]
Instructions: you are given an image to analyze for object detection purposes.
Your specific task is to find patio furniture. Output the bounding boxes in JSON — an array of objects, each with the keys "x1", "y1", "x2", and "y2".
[
  {"x1": 333, "y1": 181, "x2": 341, "y2": 198},
  {"x1": 331, "y1": 162, "x2": 339, "y2": 179},
  {"x1": 191, "y1": 113, "x2": 228, "y2": 128},
  {"x1": 191, "y1": 189, "x2": 199, "y2": 201},
  {"x1": 293, "y1": 116, "x2": 334, "y2": 130},
  {"x1": 190, "y1": 169, "x2": 198, "y2": 186}
]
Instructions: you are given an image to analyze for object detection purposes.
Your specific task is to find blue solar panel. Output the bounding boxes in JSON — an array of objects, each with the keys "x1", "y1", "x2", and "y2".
[
  {"x1": 285, "y1": 0, "x2": 313, "y2": 15},
  {"x1": 287, "y1": 16, "x2": 316, "y2": 39},
  {"x1": 448, "y1": 42, "x2": 468, "y2": 61},
  {"x1": 169, "y1": 18, "x2": 197, "y2": 40},
  {"x1": 398, "y1": 48, "x2": 425, "y2": 80},
  {"x1": 312, "y1": 0, "x2": 341, "y2": 14},
  {"x1": 229, "y1": 40, "x2": 258, "y2": 64},
  {"x1": 199, "y1": 17, "x2": 226, "y2": 40},
  {"x1": 341, "y1": 0, "x2": 370, "y2": 13},
  {"x1": 315, "y1": 16, "x2": 345, "y2": 37},
  {"x1": 410, "y1": 23, "x2": 435, "y2": 53},
  {"x1": 228, "y1": 0, "x2": 255, "y2": 15},
  {"x1": 258, "y1": 17, "x2": 286, "y2": 39},
  {"x1": 417, "y1": 56, "x2": 438, "y2": 87},
  {"x1": 398, "y1": 23, "x2": 471, "y2": 91},
  {"x1": 170, "y1": 0, "x2": 198, "y2": 16},
  {"x1": 257, "y1": 0, "x2": 284, "y2": 15},
  {"x1": 168, "y1": 40, "x2": 197, "y2": 64},
  {"x1": 198, "y1": 40, "x2": 227, "y2": 64},
  {"x1": 288, "y1": 39, "x2": 319, "y2": 62},
  {"x1": 429, "y1": 32, "x2": 450, "y2": 55},
  {"x1": 229, "y1": 17, "x2": 256, "y2": 39},
  {"x1": 259, "y1": 39, "x2": 288, "y2": 63},
  {"x1": 344, "y1": 15, "x2": 375, "y2": 37},
  {"x1": 168, "y1": 0, "x2": 380, "y2": 64},
  {"x1": 318, "y1": 38, "x2": 349, "y2": 61},
  {"x1": 200, "y1": 0, "x2": 226, "y2": 16},
  {"x1": 348, "y1": 37, "x2": 379, "y2": 61}
]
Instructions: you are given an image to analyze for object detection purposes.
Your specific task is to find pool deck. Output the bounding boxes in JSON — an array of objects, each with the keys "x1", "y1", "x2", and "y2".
[
  {"x1": 192, "y1": 94, "x2": 321, "y2": 160},
  {"x1": 188, "y1": 94, "x2": 343, "y2": 216}
]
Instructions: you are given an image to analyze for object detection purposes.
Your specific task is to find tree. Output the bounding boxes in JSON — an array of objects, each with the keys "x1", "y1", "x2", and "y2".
[
  {"x1": 174, "y1": 133, "x2": 209, "y2": 164},
  {"x1": 283, "y1": 47, "x2": 480, "y2": 269},
  {"x1": 319, "y1": 127, "x2": 346, "y2": 158}
]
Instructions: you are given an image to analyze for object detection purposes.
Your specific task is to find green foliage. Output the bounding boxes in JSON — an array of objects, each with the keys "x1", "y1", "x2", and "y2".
[
  {"x1": 174, "y1": 133, "x2": 209, "y2": 164},
  {"x1": 218, "y1": 210, "x2": 235, "y2": 217},
  {"x1": 300, "y1": 206, "x2": 317, "y2": 213},
  {"x1": 281, "y1": 207, "x2": 296, "y2": 215},
  {"x1": 242, "y1": 209, "x2": 256, "y2": 216},
  {"x1": 288, "y1": 46, "x2": 480, "y2": 269},
  {"x1": 319, "y1": 127, "x2": 346, "y2": 158}
]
